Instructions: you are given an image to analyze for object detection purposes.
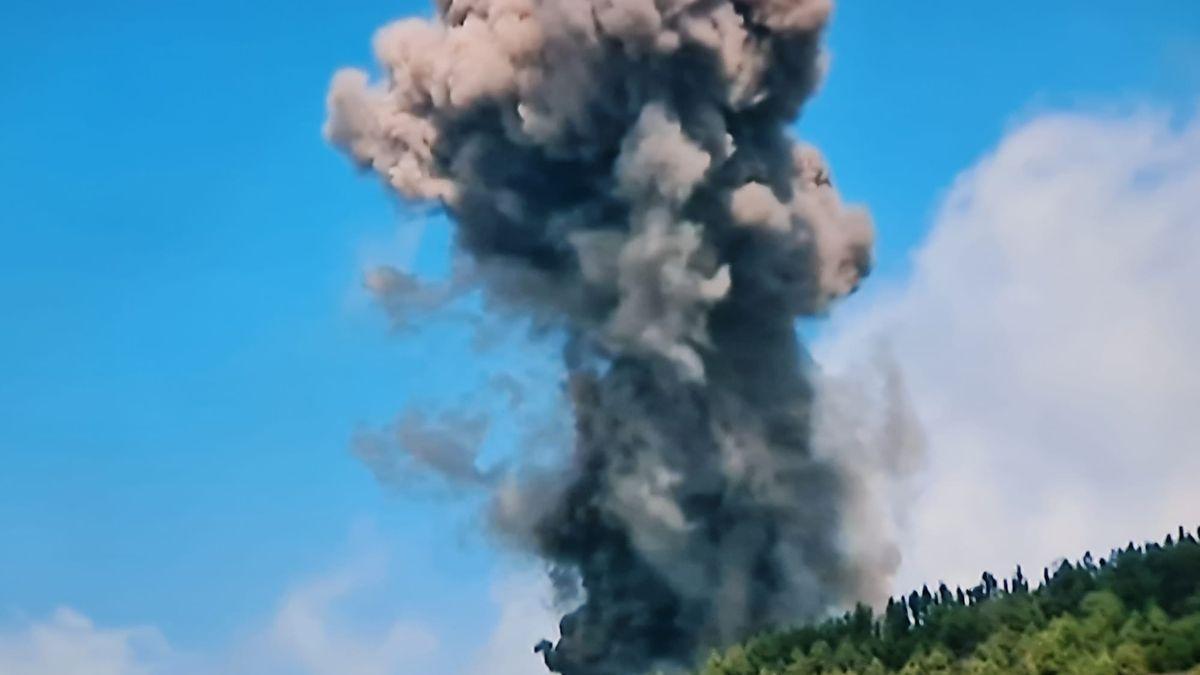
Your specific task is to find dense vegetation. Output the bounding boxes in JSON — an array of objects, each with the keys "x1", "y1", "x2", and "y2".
[{"x1": 699, "y1": 526, "x2": 1200, "y2": 674}]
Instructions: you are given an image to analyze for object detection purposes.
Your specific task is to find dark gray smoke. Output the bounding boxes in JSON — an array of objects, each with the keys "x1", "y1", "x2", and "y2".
[{"x1": 325, "y1": 0, "x2": 898, "y2": 672}]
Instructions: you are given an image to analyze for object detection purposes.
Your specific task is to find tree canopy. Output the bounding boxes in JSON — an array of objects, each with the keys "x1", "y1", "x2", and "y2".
[{"x1": 697, "y1": 525, "x2": 1200, "y2": 675}]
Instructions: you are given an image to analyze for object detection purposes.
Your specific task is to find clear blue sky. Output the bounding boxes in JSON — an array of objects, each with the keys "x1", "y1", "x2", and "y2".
[{"x1": 1, "y1": 0, "x2": 1196, "y2": 663}]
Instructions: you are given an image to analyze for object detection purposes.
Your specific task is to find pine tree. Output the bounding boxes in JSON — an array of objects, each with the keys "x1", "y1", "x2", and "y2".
[{"x1": 698, "y1": 525, "x2": 1200, "y2": 675}]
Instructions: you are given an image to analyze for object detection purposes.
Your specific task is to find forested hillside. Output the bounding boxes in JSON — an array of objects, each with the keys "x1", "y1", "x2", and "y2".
[{"x1": 700, "y1": 526, "x2": 1200, "y2": 674}]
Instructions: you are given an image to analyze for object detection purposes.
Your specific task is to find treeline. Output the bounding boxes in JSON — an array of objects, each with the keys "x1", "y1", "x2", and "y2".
[{"x1": 699, "y1": 526, "x2": 1200, "y2": 674}]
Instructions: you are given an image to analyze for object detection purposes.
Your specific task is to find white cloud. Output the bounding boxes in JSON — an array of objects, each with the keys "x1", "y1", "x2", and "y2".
[
  {"x1": 0, "y1": 608, "x2": 173, "y2": 675},
  {"x1": 259, "y1": 557, "x2": 440, "y2": 675},
  {"x1": 818, "y1": 106, "x2": 1200, "y2": 593},
  {"x1": 0, "y1": 568, "x2": 442, "y2": 675},
  {"x1": 464, "y1": 571, "x2": 559, "y2": 675},
  {"x1": 0, "y1": 549, "x2": 557, "y2": 675}
]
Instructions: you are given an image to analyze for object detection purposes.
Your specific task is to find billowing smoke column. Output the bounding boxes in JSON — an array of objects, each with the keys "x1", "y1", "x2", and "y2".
[{"x1": 326, "y1": 0, "x2": 886, "y2": 672}]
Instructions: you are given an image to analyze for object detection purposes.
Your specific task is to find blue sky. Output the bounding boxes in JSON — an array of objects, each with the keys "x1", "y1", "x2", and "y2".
[{"x1": 1, "y1": 0, "x2": 1198, "y2": 671}]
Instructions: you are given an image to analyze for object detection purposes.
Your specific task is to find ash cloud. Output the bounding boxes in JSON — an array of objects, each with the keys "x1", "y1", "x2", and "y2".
[
  {"x1": 326, "y1": 0, "x2": 900, "y2": 672},
  {"x1": 363, "y1": 264, "x2": 475, "y2": 331},
  {"x1": 354, "y1": 409, "x2": 497, "y2": 490}
]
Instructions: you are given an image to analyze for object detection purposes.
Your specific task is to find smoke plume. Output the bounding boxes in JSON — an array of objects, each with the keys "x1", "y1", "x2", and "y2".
[{"x1": 326, "y1": 0, "x2": 899, "y2": 672}]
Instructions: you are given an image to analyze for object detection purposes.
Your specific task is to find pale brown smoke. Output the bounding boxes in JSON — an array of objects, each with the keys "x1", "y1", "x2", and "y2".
[{"x1": 326, "y1": 0, "x2": 896, "y2": 672}]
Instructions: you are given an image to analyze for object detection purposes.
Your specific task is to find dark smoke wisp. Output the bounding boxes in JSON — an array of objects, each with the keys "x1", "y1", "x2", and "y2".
[{"x1": 326, "y1": 0, "x2": 892, "y2": 672}]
